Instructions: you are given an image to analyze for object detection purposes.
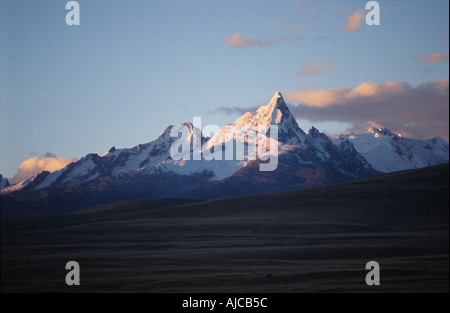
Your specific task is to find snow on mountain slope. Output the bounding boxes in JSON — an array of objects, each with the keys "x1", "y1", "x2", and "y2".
[
  {"x1": 196, "y1": 92, "x2": 377, "y2": 199},
  {"x1": 202, "y1": 92, "x2": 373, "y2": 178},
  {"x1": 335, "y1": 127, "x2": 449, "y2": 173},
  {"x1": 1, "y1": 175, "x2": 36, "y2": 194},
  {"x1": 10, "y1": 123, "x2": 211, "y2": 194},
  {"x1": 0, "y1": 174, "x2": 10, "y2": 190},
  {"x1": 2, "y1": 92, "x2": 377, "y2": 195},
  {"x1": 233, "y1": 91, "x2": 306, "y2": 145},
  {"x1": 206, "y1": 92, "x2": 305, "y2": 151}
]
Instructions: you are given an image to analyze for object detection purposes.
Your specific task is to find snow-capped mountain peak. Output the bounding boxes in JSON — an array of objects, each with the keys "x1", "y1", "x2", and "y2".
[
  {"x1": 231, "y1": 92, "x2": 305, "y2": 145},
  {"x1": 5, "y1": 91, "x2": 447, "y2": 200},
  {"x1": 2, "y1": 92, "x2": 379, "y2": 196},
  {"x1": 234, "y1": 92, "x2": 283, "y2": 127},
  {"x1": 335, "y1": 128, "x2": 449, "y2": 172}
]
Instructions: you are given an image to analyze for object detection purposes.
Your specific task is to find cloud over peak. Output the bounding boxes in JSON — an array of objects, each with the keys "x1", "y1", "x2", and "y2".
[
  {"x1": 10, "y1": 154, "x2": 77, "y2": 185},
  {"x1": 284, "y1": 78, "x2": 449, "y2": 141}
]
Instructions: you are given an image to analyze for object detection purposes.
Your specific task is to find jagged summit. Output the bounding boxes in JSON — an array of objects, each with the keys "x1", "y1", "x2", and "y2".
[
  {"x1": 230, "y1": 92, "x2": 305, "y2": 145},
  {"x1": 307, "y1": 126, "x2": 321, "y2": 138},
  {"x1": 235, "y1": 92, "x2": 289, "y2": 126},
  {"x1": 336, "y1": 127, "x2": 449, "y2": 173},
  {"x1": 270, "y1": 91, "x2": 287, "y2": 108}
]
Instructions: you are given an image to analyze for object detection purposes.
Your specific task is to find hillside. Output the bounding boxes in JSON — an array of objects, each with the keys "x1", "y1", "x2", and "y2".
[{"x1": 1, "y1": 164, "x2": 448, "y2": 292}]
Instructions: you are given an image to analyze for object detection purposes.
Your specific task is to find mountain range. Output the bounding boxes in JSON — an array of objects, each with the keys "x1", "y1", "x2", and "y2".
[
  {"x1": 334, "y1": 127, "x2": 449, "y2": 173},
  {"x1": 1, "y1": 92, "x2": 448, "y2": 217}
]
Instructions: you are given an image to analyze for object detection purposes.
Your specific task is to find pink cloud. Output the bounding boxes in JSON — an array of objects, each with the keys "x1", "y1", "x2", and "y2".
[
  {"x1": 297, "y1": 60, "x2": 336, "y2": 76},
  {"x1": 222, "y1": 32, "x2": 287, "y2": 48},
  {"x1": 344, "y1": 121, "x2": 383, "y2": 135},
  {"x1": 343, "y1": 9, "x2": 364, "y2": 33},
  {"x1": 284, "y1": 78, "x2": 449, "y2": 141},
  {"x1": 11, "y1": 155, "x2": 77, "y2": 184},
  {"x1": 417, "y1": 51, "x2": 449, "y2": 63}
]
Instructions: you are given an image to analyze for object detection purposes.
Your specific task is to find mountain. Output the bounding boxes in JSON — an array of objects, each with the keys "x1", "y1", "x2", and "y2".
[
  {"x1": 1, "y1": 122, "x2": 211, "y2": 194},
  {"x1": 207, "y1": 91, "x2": 306, "y2": 146},
  {"x1": 1, "y1": 92, "x2": 380, "y2": 216},
  {"x1": 197, "y1": 92, "x2": 378, "y2": 198},
  {"x1": 0, "y1": 174, "x2": 10, "y2": 190},
  {"x1": 2, "y1": 92, "x2": 376, "y2": 194},
  {"x1": 335, "y1": 127, "x2": 449, "y2": 173}
]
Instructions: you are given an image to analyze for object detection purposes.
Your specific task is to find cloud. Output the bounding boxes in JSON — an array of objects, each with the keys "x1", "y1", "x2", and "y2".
[
  {"x1": 343, "y1": 9, "x2": 365, "y2": 33},
  {"x1": 222, "y1": 33, "x2": 287, "y2": 48},
  {"x1": 417, "y1": 51, "x2": 449, "y2": 63},
  {"x1": 296, "y1": 60, "x2": 336, "y2": 76},
  {"x1": 344, "y1": 121, "x2": 383, "y2": 135},
  {"x1": 43, "y1": 152, "x2": 57, "y2": 158},
  {"x1": 222, "y1": 33, "x2": 268, "y2": 47},
  {"x1": 10, "y1": 154, "x2": 77, "y2": 184},
  {"x1": 284, "y1": 78, "x2": 449, "y2": 141}
]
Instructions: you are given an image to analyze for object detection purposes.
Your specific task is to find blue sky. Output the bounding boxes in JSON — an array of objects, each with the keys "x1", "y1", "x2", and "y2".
[{"x1": 1, "y1": 0, "x2": 449, "y2": 179}]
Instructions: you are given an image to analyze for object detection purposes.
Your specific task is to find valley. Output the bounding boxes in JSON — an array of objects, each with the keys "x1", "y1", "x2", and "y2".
[{"x1": 1, "y1": 164, "x2": 448, "y2": 292}]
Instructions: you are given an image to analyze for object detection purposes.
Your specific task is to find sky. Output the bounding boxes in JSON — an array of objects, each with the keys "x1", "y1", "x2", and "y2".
[{"x1": 1, "y1": 0, "x2": 449, "y2": 181}]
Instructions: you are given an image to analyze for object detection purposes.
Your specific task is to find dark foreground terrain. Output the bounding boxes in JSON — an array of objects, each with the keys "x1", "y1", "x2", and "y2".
[{"x1": 1, "y1": 164, "x2": 448, "y2": 293}]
